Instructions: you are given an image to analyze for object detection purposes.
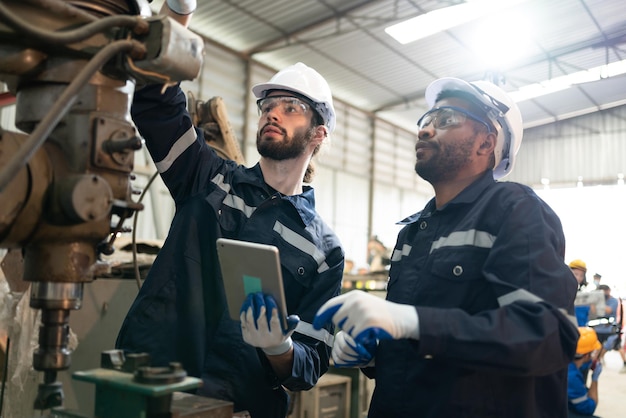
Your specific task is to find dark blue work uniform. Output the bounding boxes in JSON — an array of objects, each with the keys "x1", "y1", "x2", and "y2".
[
  {"x1": 365, "y1": 171, "x2": 579, "y2": 417},
  {"x1": 567, "y1": 362, "x2": 597, "y2": 416},
  {"x1": 115, "y1": 84, "x2": 344, "y2": 417}
]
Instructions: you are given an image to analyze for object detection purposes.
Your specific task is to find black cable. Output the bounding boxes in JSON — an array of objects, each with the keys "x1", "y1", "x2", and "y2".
[
  {"x1": 0, "y1": 38, "x2": 143, "y2": 192},
  {"x1": 132, "y1": 170, "x2": 160, "y2": 290},
  {"x1": 0, "y1": 2, "x2": 146, "y2": 45}
]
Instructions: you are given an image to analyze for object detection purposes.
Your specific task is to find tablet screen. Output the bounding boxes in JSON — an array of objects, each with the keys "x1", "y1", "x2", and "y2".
[{"x1": 216, "y1": 238, "x2": 288, "y2": 328}]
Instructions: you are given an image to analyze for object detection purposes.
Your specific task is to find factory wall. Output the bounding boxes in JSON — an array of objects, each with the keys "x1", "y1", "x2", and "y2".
[{"x1": 507, "y1": 105, "x2": 626, "y2": 188}]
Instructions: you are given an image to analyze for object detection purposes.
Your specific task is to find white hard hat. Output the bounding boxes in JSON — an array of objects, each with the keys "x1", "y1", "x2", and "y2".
[
  {"x1": 424, "y1": 77, "x2": 523, "y2": 179},
  {"x1": 252, "y1": 62, "x2": 336, "y2": 133}
]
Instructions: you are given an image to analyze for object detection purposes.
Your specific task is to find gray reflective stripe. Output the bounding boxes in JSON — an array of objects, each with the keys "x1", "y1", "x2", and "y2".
[
  {"x1": 211, "y1": 173, "x2": 231, "y2": 193},
  {"x1": 391, "y1": 244, "x2": 411, "y2": 262},
  {"x1": 499, "y1": 289, "x2": 579, "y2": 327},
  {"x1": 155, "y1": 126, "x2": 197, "y2": 173},
  {"x1": 211, "y1": 173, "x2": 256, "y2": 218},
  {"x1": 570, "y1": 395, "x2": 588, "y2": 404},
  {"x1": 430, "y1": 229, "x2": 495, "y2": 254},
  {"x1": 498, "y1": 288, "x2": 543, "y2": 306},
  {"x1": 273, "y1": 222, "x2": 329, "y2": 273},
  {"x1": 295, "y1": 321, "x2": 334, "y2": 347}
]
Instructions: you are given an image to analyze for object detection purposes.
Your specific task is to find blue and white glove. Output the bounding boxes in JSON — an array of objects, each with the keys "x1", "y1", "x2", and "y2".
[
  {"x1": 166, "y1": 0, "x2": 197, "y2": 15},
  {"x1": 332, "y1": 331, "x2": 376, "y2": 368},
  {"x1": 240, "y1": 292, "x2": 299, "y2": 356},
  {"x1": 591, "y1": 362, "x2": 603, "y2": 382},
  {"x1": 313, "y1": 290, "x2": 419, "y2": 349}
]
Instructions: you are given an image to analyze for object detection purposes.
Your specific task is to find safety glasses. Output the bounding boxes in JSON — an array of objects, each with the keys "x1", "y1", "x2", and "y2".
[
  {"x1": 417, "y1": 106, "x2": 493, "y2": 133},
  {"x1": 257, "y1": 96, "x2": 311, "y2": 117}
]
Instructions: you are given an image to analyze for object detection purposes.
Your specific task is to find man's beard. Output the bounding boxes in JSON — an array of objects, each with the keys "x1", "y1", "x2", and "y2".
[
  {"x1": 257, "y1": 122, "x2": 315, "y2": 160},
  {"x1": 415, "y1": 134, "x2": 477, "y2": 183}
]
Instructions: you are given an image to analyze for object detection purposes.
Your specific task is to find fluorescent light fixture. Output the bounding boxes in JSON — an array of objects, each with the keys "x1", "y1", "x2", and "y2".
[
  {"x1": 508, "y1": 58, "x2": 626, "y2": 102},
  {"x1": 468, "y1": 10, "x2": 532, "y2": 69},
  {"x1": 385, "y1": 0, "x2": 527, "y2": 44}
]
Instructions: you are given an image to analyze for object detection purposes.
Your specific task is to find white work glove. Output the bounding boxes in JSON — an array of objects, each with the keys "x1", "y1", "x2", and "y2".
[
  {"x1": 166, "y1": 0, "x2": 197, "y2": 15},
  {"x1": 313, "y1": 290, "x2": 419, "y2": 349},
  {"x1": 240, "y1": 292, "x2": 299, "y2": 356},
  {"x1": 591, "y1": 362, "x2": 603, "y2": 382},
  {"x1": 332, "y1": 331, "x2": 376, "y2": 368}
]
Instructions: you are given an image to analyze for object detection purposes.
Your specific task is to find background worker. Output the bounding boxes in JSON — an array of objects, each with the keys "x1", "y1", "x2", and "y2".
[
  {"x1": 570, "y1": 259, "x2": 589, "y2": 291},
  {"x1": 116, "y1": 2, "x2": 344, "y2": 417},
  {"x1": 597, "y1": 284, "x2": 619, "y2": 319},
  {"x1": 314, "y1": 77, "x2": 579, "y2": 417},
  {"x1": 593, "y1": 284, "x2": 623, "y2": 364},
  {"x1": 593, "y1": 273, "x2": 602, "y2": 289},
  {"x1": 570, "y1": 259, "x2": 597, "y2": 325},
  {"x1": 567, "y1": 327, "x2": 603, "y2": 417}
]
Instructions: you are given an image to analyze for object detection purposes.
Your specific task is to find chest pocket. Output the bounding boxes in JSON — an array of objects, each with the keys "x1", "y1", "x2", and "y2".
[
  {"x1": 428, "y1": 249, "x2": 494, "y2": 312},
  {"x1": 430, "y1": 249, "x2": 484, "y2": 282},
  {"x1": 279, "y1": 243, "x2": 319, "y2": 290}
]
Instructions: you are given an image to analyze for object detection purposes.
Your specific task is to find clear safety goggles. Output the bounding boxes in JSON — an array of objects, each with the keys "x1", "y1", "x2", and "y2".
[
  {"x1": 417, "y1": 106, "x2": 494, "y2": 133},
  {"x1": 256, "y1": 96, "x2": 311, "y2": 117}
]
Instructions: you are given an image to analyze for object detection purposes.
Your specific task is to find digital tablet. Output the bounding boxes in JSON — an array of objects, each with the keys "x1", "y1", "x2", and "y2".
[{"x1": 216, "y1": 238, "x2": 288, "y2": 328}]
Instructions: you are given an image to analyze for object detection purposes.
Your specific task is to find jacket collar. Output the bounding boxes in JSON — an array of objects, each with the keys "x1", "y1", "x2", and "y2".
[
  {"x1": 398, "y1": 170, "x2": 495, "y2": 225},
  {"x1": 245, "y1": 163, "x2": 318, "y2": 226}
]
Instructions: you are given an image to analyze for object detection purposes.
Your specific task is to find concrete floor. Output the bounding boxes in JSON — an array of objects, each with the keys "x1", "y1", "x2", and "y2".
[{"x1": 593, "y1": 350, "x2": 626, "y2": 417}]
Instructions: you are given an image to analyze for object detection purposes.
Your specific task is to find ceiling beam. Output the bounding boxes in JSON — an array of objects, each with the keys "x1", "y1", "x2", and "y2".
[
  {"x1": 243, "y1": 0, "x2": 381, "y2": 56},
  {"x1": 374, "y1": 30, "x2": 626, "y2": 113}
]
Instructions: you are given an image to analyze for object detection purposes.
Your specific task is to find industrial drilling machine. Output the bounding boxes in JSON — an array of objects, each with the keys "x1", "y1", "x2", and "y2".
[{"x1": 0, "y1": 0, "x2": 205, "y2": 415}]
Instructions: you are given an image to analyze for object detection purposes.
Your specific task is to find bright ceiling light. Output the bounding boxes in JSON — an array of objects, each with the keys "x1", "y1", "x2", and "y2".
[
  {"x1": 385, "y1": 0, "x2": 527, "y2": 44},
  {"x1": 469, "y1": 11, "x2": 532, "y2": 69},
  {"x1": 508, "y1": 59, "x2": 626, "y2": 102}
]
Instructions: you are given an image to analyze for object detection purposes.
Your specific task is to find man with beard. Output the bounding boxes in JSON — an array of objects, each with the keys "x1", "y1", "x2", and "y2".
[
  {"x1": 314, "y1": 78, "x2": 579, "y2": 417},
  {"x1": 116, "y1": 4, "x2": 343, "y2": 418}
]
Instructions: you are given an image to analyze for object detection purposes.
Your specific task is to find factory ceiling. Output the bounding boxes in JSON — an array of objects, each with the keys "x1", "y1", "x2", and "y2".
[{"x1": 153, "y1": 0, "x2": 626, "y2": 133}]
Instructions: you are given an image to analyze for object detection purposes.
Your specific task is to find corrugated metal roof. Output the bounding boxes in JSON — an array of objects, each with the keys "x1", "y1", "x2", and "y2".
[{"x1": 153, "y1": 0, "x2": 626, "y2": 132}]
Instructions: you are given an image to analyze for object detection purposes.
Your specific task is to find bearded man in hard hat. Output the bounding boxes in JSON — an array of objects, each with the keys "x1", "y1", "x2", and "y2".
[
  {"x1": 116, "y1": 3, "x2": 344, "y2": 417},
  {"x1": 568, "y1": 327, "x2": 603, "y2": 417},
  {"x1": 314, "y1": 77, "x2": 579, "y2": 417}
]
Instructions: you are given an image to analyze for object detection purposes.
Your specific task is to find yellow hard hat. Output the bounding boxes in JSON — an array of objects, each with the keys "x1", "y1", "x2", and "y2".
[
  {"x1": 569, "y1": 259, "x2": 587, "y2": 272},
  {"x1": 576, "y1": 327, "x2": 601, "y2": 355}
]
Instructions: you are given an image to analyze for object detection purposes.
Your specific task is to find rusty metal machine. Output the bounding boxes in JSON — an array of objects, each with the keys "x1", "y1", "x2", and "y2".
[{"x1": 0, "y1": 0, "x2": 209, "y2": 415}]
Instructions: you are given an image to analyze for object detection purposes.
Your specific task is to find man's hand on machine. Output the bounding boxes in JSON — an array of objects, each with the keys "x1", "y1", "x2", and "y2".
[
  {"x1": 313, "y1": 290, "x2": 420, "y2": 348},
  {"x1": 240, "y1": 292, "x2": 300, "y2": 356},
  {"x1": 166, "y1": 0, "x2": 197, "y2": 15}
]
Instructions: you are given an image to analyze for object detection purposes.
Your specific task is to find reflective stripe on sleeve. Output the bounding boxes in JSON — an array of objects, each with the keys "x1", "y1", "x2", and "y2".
[
  {"x1": 155, "y1": 126, "x2": 197, "y2": 173},
  {"x1": 498, "y1": 288, "x2": 543, "y2": 306},
  {"x1": 295, "y1": 321, "x2": 334, "y2": 347},
  {"x1": 570, "y1": 395, "x2": 588, "y2": 405},
  {"x1": 273, "y1": 221, "x2": 329, "y2": 273},
  {"x1": 498, "y1": 288, "x2": 579, "y2": 327},
  {"x1": 430, "y1": 229, "x2": 495, "y2": 254}
]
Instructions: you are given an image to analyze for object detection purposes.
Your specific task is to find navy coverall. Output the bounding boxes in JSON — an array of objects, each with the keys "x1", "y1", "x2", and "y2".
[
  {"x1": 115, "y1": 84, "x2": 344, "y2": 417},
  {"x1": 365, "y1": 171, "x2": 579, "y2": 417}
]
